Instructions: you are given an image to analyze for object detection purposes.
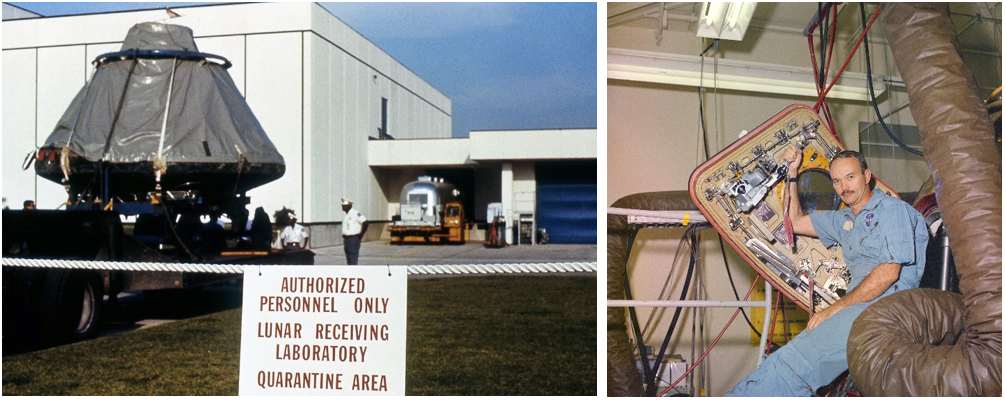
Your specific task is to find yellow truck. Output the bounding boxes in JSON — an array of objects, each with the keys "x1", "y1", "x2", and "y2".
[{"x1": 389, "y1": 177, "x2": 466, "y2": 244}]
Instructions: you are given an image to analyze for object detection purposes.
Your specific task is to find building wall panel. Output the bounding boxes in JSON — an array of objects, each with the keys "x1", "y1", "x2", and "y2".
[
  {"x1": 305, "y1": 33, "x2": 392, "y2": 224},
  {"x1": 309, "y1": 3, "x2": 450, "y2": 139},
  {"x1": 512, "y1": 162, "x2": 536, "y2": 213},
  {"x1": 301, "y1": 32, "x2": 317, "y2": 222},
  {"x1": 346, "y1": 56, "x2": 369, "y2": 212},
  {"x1": 2, "y1": 49, "x2": 38, "y2": 209},
  {"x1": 312, "y1": 36, "x2": 344, "y2": 222},
  {"x1": 244, "y1": 32, "x2": 303, "y2": 220},
  {"x1": 34, "y1": 46, "x2": 87, "y2": 208}
]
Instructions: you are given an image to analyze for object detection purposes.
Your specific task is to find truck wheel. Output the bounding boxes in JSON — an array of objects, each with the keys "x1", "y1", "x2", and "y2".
[{"x1": 41, "y1": 269, "x2": 104, "y2": 345}]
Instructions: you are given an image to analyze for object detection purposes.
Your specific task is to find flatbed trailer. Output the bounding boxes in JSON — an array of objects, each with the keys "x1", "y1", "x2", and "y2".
[
  {"x1": 2, "y1": 209, "x2": 312, "y2": 351},
  {"x1": 388, "y1": 223, "x2": 465, "y2": 244}
]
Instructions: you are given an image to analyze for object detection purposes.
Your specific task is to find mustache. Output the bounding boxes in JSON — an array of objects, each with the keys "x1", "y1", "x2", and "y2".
[{"x1": 842, "y1": 190, "x2": 855, "y2": 195}]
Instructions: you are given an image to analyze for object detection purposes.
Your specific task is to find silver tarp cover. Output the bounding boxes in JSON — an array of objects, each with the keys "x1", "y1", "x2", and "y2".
[{"x1": 42, "y1": 22, "x2": 283, "y2": 166}]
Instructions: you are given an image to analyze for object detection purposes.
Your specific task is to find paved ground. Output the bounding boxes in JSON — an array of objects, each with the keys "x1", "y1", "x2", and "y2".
[{"x1": 311, "y1": 240, "x2": 599, "y2": 266}]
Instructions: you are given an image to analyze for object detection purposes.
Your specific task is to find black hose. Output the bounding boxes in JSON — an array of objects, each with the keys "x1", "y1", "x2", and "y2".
[
  {"x1": 642, "y1": 221, "x2": 697, "y2": 336},
  {"x1": 624, "y1": 276, "x2": 656, "y2": 395},
  {"x1": 648, "y1": 225, "x2": 698, "y2": 390},
  {"x1": 861, "y1": 3, "x2": 924, "y2": 156},
  {"x1": 158, "y1": 203, "x2": 199, "y2": 262},
  {"x1": 623, "y1": 229, "x2": 656, "y2": 395},
  {"x1": 698, "y1": 40, "x2": 716, "y2": 159}
]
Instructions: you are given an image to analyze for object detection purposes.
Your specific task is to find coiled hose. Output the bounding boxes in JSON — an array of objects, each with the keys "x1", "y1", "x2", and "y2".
[{"x1": 847, "y1": 3, "x2": 1002, "y2": 396}]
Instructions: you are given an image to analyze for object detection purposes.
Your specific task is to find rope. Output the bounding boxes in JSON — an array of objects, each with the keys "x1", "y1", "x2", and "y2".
[
  {"x1": 406, "y1": 262, "x2": 596, "y2": 275},
  {"x1": 2, "y1": 258, "x2": 596, "y2": 276},
  {"x1": 3, "y1": 258, "x2": 247, "y2": 273}
]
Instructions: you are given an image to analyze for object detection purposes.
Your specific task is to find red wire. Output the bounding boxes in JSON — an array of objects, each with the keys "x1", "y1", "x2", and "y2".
[
  {"x1": 658, "y1": 276, "x2": 762, "y2": 396},
  {"x1": 812, "y1": 4, "x2": 882, "y2": 111},
  {"x1": 821, "y1": 3, "x2": 840, "y2": 135},
  {"x1": 808, "y1": 34, "x2": 823, "y2": 102},
  {"x1": 808, "y1": 34, "x2": 819, "y2": 76},
  {"x1": 766, "y1": 289, "x2": 783, "y2": 355},
  {"x1": 807, "y1": 4, "x2": 840, "y2": 135},
  {"x1": 822, "y1": 3, "x2": 837, "y2": 83},
  {"x1": 780, "y1": 296, "x2": 790, "y2": 342},
  {"x1": 807, "y1": 26, "x2": 838, "y2": 135}
]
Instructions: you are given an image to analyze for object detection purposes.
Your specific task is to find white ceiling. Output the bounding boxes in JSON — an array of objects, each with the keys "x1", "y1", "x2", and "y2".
[{"x1": 608, "y1": 2, "x2": 1001, "y2": 56}]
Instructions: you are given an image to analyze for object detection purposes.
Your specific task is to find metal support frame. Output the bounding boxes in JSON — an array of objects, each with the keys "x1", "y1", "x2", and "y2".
[
  {"x1": 607, "y1": 280, "x2": 774, "y2": 367},
  {"x1": 609, "y1": 206, "x2": 776, "y2": 396},
  {"x1": 607, "y1": 207, "x2": 709, "y2": 225}
]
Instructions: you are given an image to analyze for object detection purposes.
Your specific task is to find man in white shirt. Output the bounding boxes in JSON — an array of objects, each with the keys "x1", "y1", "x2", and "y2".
[
  {"x1": 279, "y1": 215, "x2": 309, "y2": 251},
  {"x1": 341, "y1": 198, "x2": 367, "y2": 265}
]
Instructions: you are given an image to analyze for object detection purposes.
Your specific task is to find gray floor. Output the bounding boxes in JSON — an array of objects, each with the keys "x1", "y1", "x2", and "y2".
[{"x1": 311, "y1": 240, "x2": 599, "y2": 266}]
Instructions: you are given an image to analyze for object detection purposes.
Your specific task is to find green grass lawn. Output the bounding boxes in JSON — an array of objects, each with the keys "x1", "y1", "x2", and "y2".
[{"x1": 2, "y1": 275, "x2": 596, "y2": 396}]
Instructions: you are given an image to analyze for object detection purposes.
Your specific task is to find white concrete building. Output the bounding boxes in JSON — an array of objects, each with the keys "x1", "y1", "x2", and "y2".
[
  {"x1": 2, "y1": 3, "x2": 597, "y2": 245},
  {"x1": 370, "y1": 128, "x2": 597, "y2": 245}
]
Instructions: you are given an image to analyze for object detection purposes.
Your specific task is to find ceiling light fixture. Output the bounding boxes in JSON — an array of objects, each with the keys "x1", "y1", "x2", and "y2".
[{"x1": 696, "y1": 2, "x2": 756, "y2": 41}]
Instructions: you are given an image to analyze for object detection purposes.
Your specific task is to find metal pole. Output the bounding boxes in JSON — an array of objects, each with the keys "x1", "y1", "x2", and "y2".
[
  {"x1": 607, "y1": 300, "x2": 767, "y2": 308},
  {"x1": 607, "y1": 207, "x2": 710, "y2": 224},
  {"x1": 757, "y1": 280, "x2": 772, "y2": 366}
]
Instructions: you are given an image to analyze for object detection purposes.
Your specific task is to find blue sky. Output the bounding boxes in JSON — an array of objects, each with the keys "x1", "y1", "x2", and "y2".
[{"x1": 9, "y1": 2, "x2": 598, "y2": 138}]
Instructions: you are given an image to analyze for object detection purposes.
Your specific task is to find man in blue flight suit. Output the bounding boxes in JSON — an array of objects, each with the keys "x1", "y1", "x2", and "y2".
[{"x1": 725, "y1": 146, "x2": 929, "y2": 396}]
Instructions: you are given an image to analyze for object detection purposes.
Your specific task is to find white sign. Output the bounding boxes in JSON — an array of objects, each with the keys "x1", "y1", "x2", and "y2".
[{"x1": 239, "y1": 265, "x2": 407, "y2": 395}]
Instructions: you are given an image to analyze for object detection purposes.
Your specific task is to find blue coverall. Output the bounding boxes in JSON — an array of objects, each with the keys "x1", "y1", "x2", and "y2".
[{"x1": 725, "y1": 189, "x2": 928, "y2": 396}]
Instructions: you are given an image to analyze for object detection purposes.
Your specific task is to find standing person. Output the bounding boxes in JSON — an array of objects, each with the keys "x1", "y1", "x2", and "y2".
[
  {"x1": 279, "y1": 214, "x2": 309, "y2": 251},
  {"x1": 341, "y1": 198, "x2": 367, "y2": 265},
  {"x1": 19, "y1": 200, "x2": 36, "y2": 254},
  {"x1": 250, "y1": 207, "x2": 272, "y2": 251},
  {"x1": 725, "y1": 146, "x2": 929, "y2": 397}
]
